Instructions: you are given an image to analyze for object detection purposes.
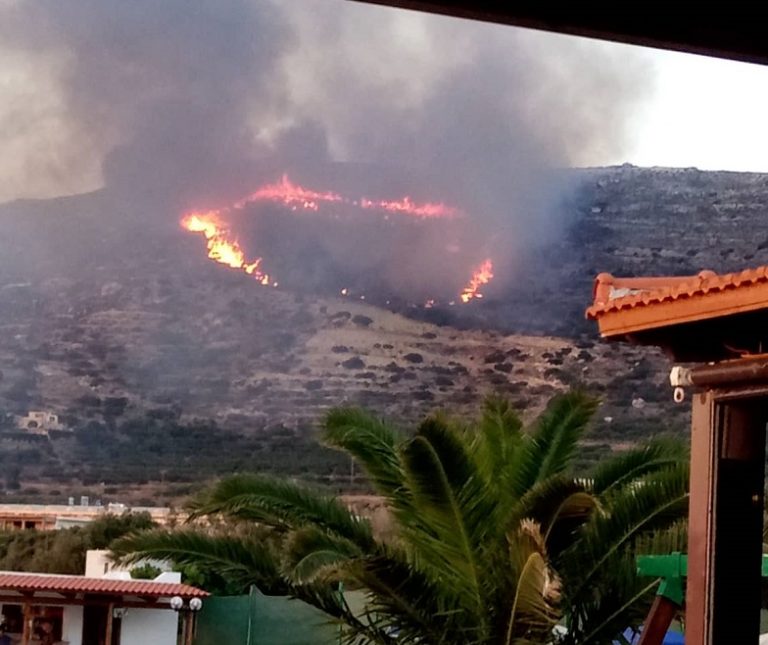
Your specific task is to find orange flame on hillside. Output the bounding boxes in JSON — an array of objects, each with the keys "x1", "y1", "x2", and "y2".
[
  {"x1": 181, "y1": 211, "x2": 271, "y2": 285},
  {"x1": 235, "y1": 174, "x2": 344, "y2": 212},
  {"x1": 232, "y1": 173, "x2": 455, "y2": 219},
  {"x1": 359, "y1": 197, "x2": 456, "y2": 219},
  {"x1": 460, "y1": 259, "x2": 494, "y2": 303},
  {"x1": 181, "y1": 174, "x2": 492, "y2": 302}
]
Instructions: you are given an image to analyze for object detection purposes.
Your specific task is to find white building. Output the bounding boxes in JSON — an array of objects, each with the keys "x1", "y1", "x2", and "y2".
[
  {"x1": 0, "y1": 505, "x2": 177, "y2": 532},
  {"x1": 15, "y1": 411, "x2": 64, "y2": 435},
  {"x1": 0, "y1": 551, "x2": 206, "y2": 645}
]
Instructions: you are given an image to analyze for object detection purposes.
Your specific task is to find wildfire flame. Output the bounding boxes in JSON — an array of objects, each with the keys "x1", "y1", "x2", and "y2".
[
  {"x1": 460, "y1": 259, "x2": 494, "y2": 303},
  {"x1": 181, "y1": 174, "x2": 493, "y2": 302},
  {"x1": 235, "y1": 174, "x2": 343, "y2": 212},
  {"x1": 233, "y1": 173, "x2": 456, "y2": 219},
  {"x1": 181, "y1": 210, "x2": 271, "y2": 285},
  {"x1": 359, "y1": 197, "x2": 456, "y2": 219}
]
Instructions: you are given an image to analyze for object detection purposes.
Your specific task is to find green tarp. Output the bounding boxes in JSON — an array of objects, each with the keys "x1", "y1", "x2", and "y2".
[{"x1": 194, "y1": 587, "x2": 357, "y2": 645}]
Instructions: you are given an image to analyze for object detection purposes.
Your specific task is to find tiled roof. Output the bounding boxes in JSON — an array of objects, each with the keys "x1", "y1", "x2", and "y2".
[
  {"x1": 586, "y1": 265, "x2": 768, "y2": 337},
  {"x1": 0, "y1": 572, "x2": 208, "y2": 598}
]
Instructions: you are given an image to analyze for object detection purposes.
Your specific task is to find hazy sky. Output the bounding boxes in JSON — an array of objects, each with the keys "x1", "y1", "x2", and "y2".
[
  {"x1": 629, "y1": 50, "x2": 768, "y2": 172},
  {"x1": 1, "y1": 0, "x2": 767, "y2": 205}
]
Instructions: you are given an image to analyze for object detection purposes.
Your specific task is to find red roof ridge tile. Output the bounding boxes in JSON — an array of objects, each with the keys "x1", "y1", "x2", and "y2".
[
  {"x1": 587, "y1": 264, "x2": 768, "y2": 320},
  {"x1": 0, "y1": 571, "x2": 208, "y2": 598}
]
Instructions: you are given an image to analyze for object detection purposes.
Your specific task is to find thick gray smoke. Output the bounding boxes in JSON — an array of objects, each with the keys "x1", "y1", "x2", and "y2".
[
  {"x1": 0, "y1": 0, "x2": 653, "y2": 296},
  {"x1": 0, "y1": 0, "x2": 292, "y2": 207},
  {"x1": 277, "y1": 2, "x2": 653, "y2": 287}
]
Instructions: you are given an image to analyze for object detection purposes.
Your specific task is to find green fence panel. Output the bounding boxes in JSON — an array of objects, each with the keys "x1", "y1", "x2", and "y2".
[
  {"x1": 194, "y1": 588, "x2": 369, "y2": 644},
  {"x1": 195, "y1": 593, "x2": 254, "y2": 645},
  {"x1": 249, "y1": 589, "x2": 340, "y2": 645}
]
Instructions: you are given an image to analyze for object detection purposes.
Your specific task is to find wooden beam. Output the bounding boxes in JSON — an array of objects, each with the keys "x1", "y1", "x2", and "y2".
[
  {"x1": 184, "y1": 612, "x2": 194, "y2": 645},
  {"x1": 105, "y1": 601, "x2": 114, "y2": 645},
  {"x1": 686, "y1": 391, "x2": 715, "y2": 645},
  {"x1": 21, "y1": 600, "x2": 31, "y2": 645},
  {"x1": 686, "y1": 391, "x2": 768, "y2": 644},
  {"x1": 637, "y1": 596, "x2": 679, "y2": 645}
]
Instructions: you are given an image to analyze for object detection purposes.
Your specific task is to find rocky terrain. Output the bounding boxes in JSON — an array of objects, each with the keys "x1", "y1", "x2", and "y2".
[
  {"x1": 432, "y1": 165, "x2": 768, "y2": 336},
  {"x1": 3, "y1": 164, "x2": 767, "y2": 504}
]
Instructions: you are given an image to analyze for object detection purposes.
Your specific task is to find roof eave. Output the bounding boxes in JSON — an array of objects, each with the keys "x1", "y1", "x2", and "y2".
[{"x1": 591, "y1": 280, "x2": 768, "y2": 338}]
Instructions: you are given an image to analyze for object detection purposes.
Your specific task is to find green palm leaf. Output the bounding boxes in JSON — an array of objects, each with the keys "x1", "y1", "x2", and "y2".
[
  {"x1": 561, "y1": 463, "x2": 689, "y2": 605},
  {"x1": 475, "y1": 396, "x2": 523, "y2": 481},
  {"x1": 110, "y1": 528, "x2": 284, "y2": 593},
  {"x1": 504, "y1": 521, "x2": 561, "y2": 645},
  {"x1": 562, "y1": 522, "x2": 688, "y2": 645},
  {"x1": 349, "y1": 552, "x2": 463, "y2": 645},
  {"x1": 398, "y1": 419, "x2": 490, "y2": 614},
  {"x1": 513, "y1": 391, "x2": 598, "y2": 497},
  {"x1": 590, "y1": 438, "x2": 687, "y2": 497},
  {"x1": 323, "y1": 407, "x2": 406, "y2": 501},
  {"x1": 282, "y1": 526, "x2": 364, "y2": 584},
  {"x1": 514, "y1": 476, "x2": 597, "y2": 556},
  {"x1": 188, "y1": 474, "x2": 374, "y2": 549}
]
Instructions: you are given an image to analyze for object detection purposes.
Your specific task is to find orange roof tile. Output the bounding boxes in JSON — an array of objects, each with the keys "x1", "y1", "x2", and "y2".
[
  {"x1": 0, "y1": 572, "x2": 208, "y2": 598},
  {"x1": 586, "y1": 265, "x2": 768, "y2": 337}
]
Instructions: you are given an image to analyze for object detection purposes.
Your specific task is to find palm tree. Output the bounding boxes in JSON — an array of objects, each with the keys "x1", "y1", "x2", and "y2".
[{"x1": 112, "y1": 391, "x2": 688, "y2": 644}]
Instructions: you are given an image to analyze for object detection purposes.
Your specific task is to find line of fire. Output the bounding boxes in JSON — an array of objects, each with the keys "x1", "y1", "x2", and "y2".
[{"x1": 180, "y1": 174, "x2": 494, "y2": 306}]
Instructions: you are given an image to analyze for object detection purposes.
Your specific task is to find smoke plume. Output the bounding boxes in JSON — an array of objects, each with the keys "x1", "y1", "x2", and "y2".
[{"x1": 0, "y1": 0, "x2": 654, "y2": 296}]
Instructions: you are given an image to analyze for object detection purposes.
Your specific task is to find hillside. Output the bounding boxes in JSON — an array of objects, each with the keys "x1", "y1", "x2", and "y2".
[{"x1": 2, "y1": 165, "x2": 766, "y2": 503}]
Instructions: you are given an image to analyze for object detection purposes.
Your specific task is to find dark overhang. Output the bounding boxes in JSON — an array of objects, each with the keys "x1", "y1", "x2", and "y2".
[{"x1": 352, "y1": 2, "x2": 768, "y2": 66}]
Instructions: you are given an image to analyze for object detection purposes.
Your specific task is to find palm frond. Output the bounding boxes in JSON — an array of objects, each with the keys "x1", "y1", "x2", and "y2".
[
  {"x1": 562, "y1": 550, "x2": 659, "y2": 645},
  {"x1": 634, "y1": 520, "x2": 688, "y2": 555},
  {"x1": 282, "y1": 526, "x2": 364, "y2": 584},
  {"x1": 398, "y1": 419, "x2": 492, "y2": 613},
  {"x1": 562, "y1": 523, "x2": 687, "y2": 645},
  {"x1": 513, "y1": 391, "x2": 598, "y2": 496},
  {"x1": 590, "y1": 438, "x2": 687, "y2": 497},
  {"x1": 112, "y1": 526, "x2": 383, "y2": 642},
  {"x1": 504, "y1": 521, "x2": 561, "y2": 645},
  {"x1": 297, "y1": 585, "x2": 394, "y2": 645},
  {"x1": 474, "y1": 396, "x2": 523, "y2": 481},
  {"x1": 349, "y1": 552, "x2": 463, "y2": 645},
  {"x1": 514, "y1": 476, "x2": 597, "y2": 557},
  {"x1": 561, "y1": 463, "x2": 689, "y2": 603},
  {"x1": 323, "y1": 407, "x2": 406, "y2": 501},
  {"x1": 110, "y1": 528, "x2": 284, "y2": 593},
  {"x1": 188, "y1": 474, "x2": 374, "y2": 549}
]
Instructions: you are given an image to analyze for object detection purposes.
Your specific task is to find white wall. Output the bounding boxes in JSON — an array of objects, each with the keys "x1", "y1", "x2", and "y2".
[
  {"x1": 120, "y1": 607, "x2": 179, "y2": 645},
  {"x1": 153, "y1": 572, "x2": 181, "y2": 583},
  {"x1": 85, "y1": 550, "x2": 115, "y2": 578},
  {"x1": 62, "y1": 605, "x2": 83, "y2": 645},
  {"x1": 84, "y1": 549, "x2": 175, "y2": 579}
]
